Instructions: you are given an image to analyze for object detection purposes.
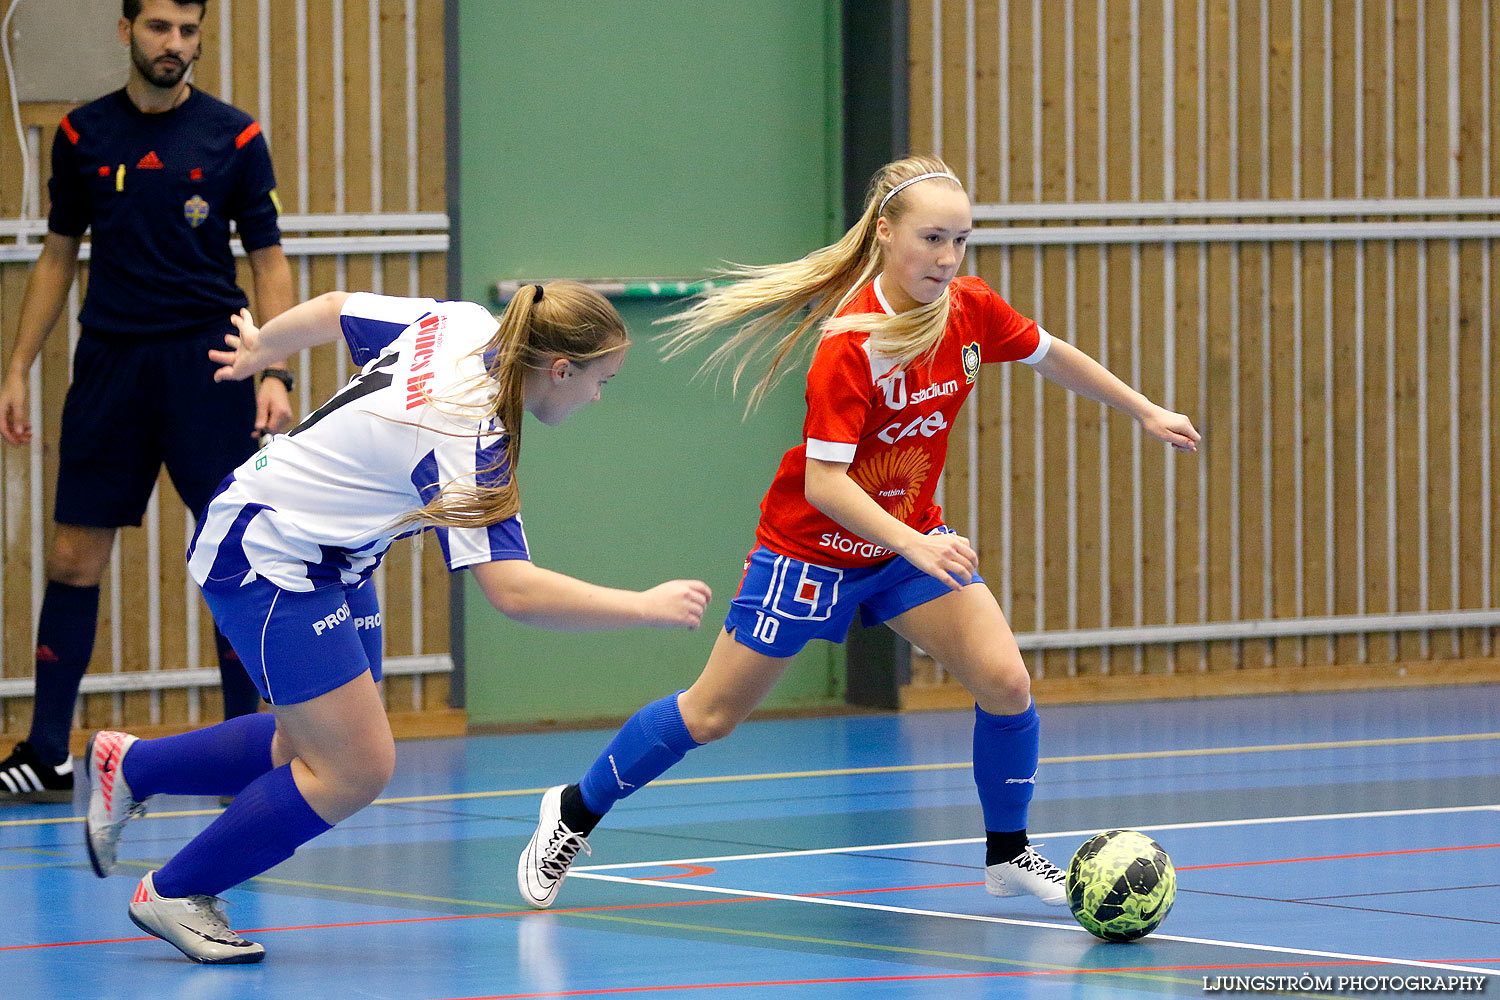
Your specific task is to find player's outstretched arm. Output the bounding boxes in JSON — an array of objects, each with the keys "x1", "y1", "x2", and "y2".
[
  {"x1": 209, "y1": 291, "x2": 352, "y2": 382},
  {"x1": 469, "y1": 559, "x2": 711, "y2": 632},
  {"x1": 1031, "y1": 338, "x2": 1200, "y2": 452}
]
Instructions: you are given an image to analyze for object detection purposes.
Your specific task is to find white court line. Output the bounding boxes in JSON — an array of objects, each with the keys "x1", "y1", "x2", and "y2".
[
  {"x1": 573, "y1": 802, "x2": 1500, "y2": 872},
  {"x1": 568, "y1": 872, "x2": 1500, "y2": 978},
  {"x1": 568, "y1": 802, "x2": 1500, "y2": 976}
]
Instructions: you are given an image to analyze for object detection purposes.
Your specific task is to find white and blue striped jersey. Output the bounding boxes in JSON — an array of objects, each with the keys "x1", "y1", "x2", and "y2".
[{"x1": 187, "y1": 293, "x2": 530, "y2": 592}]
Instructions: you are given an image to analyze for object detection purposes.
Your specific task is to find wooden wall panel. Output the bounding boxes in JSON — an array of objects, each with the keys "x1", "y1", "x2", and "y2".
[
  {"x1": 908, "y1": 0, "x2": 1500, "y2": 699},
  {"x1": 0, "y1": 0, "x2": 452, "y2": 739}
]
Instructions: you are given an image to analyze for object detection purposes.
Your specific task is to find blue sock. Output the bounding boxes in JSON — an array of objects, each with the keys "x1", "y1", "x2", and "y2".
[
  {"x1": 152, "y1": 763, "x2": 331, "y2": 899},
  {"x1": 972, "y1": 700, "x2": 1040, "y2": 833},
  {"x1": 27, "y1": 581, "x2": 100, "y2": 764},
  {"x1": 578, "y1": 692, "x2": 700, "y2": 816},
  {"x1": 122, "y1": 712, "x2": 277, "y2": 799}
]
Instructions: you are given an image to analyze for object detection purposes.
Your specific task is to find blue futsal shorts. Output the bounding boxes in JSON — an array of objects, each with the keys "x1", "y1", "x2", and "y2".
[
  {"x1": 199, "y1": 575, "x2": 384, "y2": 705},
  {"x1": 724, "y1": 527, "x2": 985, "y2": 658}
]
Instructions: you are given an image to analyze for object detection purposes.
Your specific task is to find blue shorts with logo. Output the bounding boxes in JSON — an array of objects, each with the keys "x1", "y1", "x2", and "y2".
[
  {"x1": 200, "y1": 575, "x2": 383, "y2": 705},
  {"x1": 724, "y1": 528, "x2": 985, "y2": 658}
]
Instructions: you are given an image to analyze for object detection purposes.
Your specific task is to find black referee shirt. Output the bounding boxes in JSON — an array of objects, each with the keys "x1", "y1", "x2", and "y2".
[{"x1": 47, "y1": 87, "x2": 282, "y2": 340}]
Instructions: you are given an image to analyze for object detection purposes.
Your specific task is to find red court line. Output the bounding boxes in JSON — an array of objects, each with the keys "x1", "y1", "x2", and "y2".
[
  {"x1": 2, "y1": 881, "x2": 992, "y2": 951},
  {"x1": 2, "y1": 934, "x2": 156, "y2": 951},
  {"x1": 636, "y1": 865, "x2": 718, "y2": 881},
  {"x1": 0, "y1": 893, "x2": 777, "y2": 951},
  {"x1": 1177, "y1": 842, "x2": 1500, "y2": 872},
  {"x1": 11, "y1": 840, "x2": 1499, "y2": 953}
]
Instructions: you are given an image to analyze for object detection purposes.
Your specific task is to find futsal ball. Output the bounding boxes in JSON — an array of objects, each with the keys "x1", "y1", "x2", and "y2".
[{"x1": 1065, "y1": 830, "x2": 1176, "y2": 942}]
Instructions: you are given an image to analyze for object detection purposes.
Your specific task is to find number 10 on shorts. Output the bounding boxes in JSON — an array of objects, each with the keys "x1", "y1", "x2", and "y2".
[{"x1": 751, "y1": 611, "x2": 780, "y2": 644}]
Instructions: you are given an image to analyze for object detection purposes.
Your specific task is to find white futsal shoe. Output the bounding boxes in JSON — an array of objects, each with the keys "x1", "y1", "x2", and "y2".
[
  {"x1": 517, "y1": 785, "x2": 591, "y2": 909},
  {"x1": 129, "y1": 871, "x2": 266, "y2": 964},
  {"x1": 985, "y1": 844, "x2": 1068, "y2": 905},
  {"x1": 84, "y1": 731, "x2": 147, "y2": 878}
]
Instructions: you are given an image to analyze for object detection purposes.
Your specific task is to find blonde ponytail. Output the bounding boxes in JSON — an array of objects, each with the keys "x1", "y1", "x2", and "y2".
[{"x1": 659, "y1": 155, "x2": 965, "y2": 413}]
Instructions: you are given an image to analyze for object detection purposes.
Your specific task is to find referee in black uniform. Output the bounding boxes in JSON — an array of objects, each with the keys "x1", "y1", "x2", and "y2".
[{"x1": 0, "y1": 0, "x2": 295, "y2": 801}]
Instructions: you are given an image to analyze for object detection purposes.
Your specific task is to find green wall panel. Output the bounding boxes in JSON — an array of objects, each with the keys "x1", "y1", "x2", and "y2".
[
  {"x1": 458, "y1": 2, "x2": 842, "y2": 292},
  {"x1": 456, "y1": 3, "x2": 844, "y2": 725}
]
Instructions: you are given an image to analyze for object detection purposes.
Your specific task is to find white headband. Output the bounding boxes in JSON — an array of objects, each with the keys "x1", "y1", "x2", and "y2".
[{"x1": 878, "y1": 171, "x2": 962, "y2": 215}]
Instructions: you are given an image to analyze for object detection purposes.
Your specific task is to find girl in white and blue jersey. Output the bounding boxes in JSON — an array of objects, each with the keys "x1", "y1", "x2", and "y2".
[{"x1": 80, "y1": 282, "x2": 712, "y2": 964}]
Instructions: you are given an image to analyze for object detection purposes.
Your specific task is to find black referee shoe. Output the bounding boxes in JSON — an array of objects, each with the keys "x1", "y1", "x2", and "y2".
[{"x1": 0, "y1": 741, "x2": 75, "y2": 804}]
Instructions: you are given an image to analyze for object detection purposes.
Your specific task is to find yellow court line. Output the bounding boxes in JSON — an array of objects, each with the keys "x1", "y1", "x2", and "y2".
[{"x1": 4, "y1": 729, "x2": 1498, "y2": 829}]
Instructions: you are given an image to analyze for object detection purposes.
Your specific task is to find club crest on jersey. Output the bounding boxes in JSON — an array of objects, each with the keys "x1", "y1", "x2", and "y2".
[
  {"x1": 961, "y1": 342, "x2": 980, "y2": 383},
  {"x1": 184, "y1": 195, "x2": 210, "y2": 228}
]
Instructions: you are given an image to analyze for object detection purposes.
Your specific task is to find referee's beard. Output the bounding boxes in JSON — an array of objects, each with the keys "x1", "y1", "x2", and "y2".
[{"x1": 130, "y1": 43, "x2": 195, "y2": 90}]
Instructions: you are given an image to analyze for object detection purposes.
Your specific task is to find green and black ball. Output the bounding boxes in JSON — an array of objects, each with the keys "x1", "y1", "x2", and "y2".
[{"x1": 1065, "y1": 830, "x2": 1176, "y2": 942}]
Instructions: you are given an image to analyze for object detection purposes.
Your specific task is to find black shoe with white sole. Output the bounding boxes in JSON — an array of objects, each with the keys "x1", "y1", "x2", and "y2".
[{"x1": 0, "y1": 741, "x2": 74, "y2": 804}]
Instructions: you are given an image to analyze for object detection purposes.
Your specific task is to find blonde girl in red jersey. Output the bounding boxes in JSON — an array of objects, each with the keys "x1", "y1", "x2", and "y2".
[{"x1": 518, "y1": 156, "x2": 1200, "y2": 910}]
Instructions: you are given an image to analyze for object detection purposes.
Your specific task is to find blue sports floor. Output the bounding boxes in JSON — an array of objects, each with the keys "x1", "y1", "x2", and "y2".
[{"x1": 3, "y1": 684, "x2": 1498, "y2": 999}]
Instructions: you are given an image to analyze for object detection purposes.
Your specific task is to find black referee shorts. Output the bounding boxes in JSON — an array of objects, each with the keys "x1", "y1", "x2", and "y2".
[{"x1": 54, "y1": 326, "x2": 258, "y2": 528}]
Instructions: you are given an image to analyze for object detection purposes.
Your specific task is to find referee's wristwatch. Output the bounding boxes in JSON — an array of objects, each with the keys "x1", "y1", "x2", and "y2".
[{"x1": 261, "y1": 367, "x2": 295, "y2": 392}]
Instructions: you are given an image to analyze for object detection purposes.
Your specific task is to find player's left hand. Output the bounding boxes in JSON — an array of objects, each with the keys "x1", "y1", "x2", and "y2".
[
  {"x1": 254, "y1": 376, "x2": 294, "y2": 439},
  {"x1": 1140, "y1": 406, "x2": 1200, "y2": 452},
  {"x1": 211, "y1": 308, "x2": 272, "y2": 383}
]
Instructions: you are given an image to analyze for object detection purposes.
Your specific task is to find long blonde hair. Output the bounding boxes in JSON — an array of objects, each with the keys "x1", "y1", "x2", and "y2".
[
  {"x1": 658, "y1": 155, "x2": 965, "y2": 413},
  {"x1": 410, "y1": 281, "x2": 628, "y2": 528}
]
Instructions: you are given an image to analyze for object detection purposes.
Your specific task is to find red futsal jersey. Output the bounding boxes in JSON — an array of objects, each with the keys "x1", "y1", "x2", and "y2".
[{"x1": 755, "y1": 275, "x2": 1050, "y2": 568}]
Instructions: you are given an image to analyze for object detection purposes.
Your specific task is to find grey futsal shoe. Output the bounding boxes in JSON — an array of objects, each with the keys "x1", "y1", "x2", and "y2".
[
  {"x1": 0, "y1": 741, "x2": 74, "y2": 803},
  {"x1": 985, "y1": 844, "x2": 1068, "y2": 905},
  {"x1": 128, "y1": 871, "x2": 266, "y2": 964},
  {"x1": 517, "y1": 784, "x2": 591, "y2": 908},
  {"x1": 84, "y1": 731, "x2": 146, "y2": 877}
]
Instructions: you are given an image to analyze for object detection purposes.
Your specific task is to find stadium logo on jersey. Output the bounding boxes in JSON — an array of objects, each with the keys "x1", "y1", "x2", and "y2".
[
  {"x1": 878, "y1": 371, "x2": 959, "y2": 411},
  {"x1": 184, "y1": 195, "x2": 210, "y2": 228},
  {"x1": 962, "y1": 342, "x2": 980, "y2": 383},
  {"x1": 406, "y1": 314, "x2": 445, "y2": 409},
  {"x1": 877, "y1": 410, "x2": 949, "y2": 445},
  {"x1": 910, "y1": 379, "x2": 959, "y2": 406},
  {"x1": 851, "y1": 446, "x2": 932, "y2": 521}
]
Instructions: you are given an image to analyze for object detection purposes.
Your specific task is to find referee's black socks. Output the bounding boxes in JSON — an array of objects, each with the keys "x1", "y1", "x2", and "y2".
[{"x1": 28, "y1": 581, "x2": 101, "y2": 765}]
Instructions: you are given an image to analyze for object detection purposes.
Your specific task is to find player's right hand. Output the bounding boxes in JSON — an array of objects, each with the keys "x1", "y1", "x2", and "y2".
[
  {"x1": 901, "y1": 530, "x2": 979, "y2": 591},
  {"x1": 639, "y1": 579, "x2": 712, "y2": 630},
  {"x1": 0, "y1": 371, "x2": 31, "y2": 446}
]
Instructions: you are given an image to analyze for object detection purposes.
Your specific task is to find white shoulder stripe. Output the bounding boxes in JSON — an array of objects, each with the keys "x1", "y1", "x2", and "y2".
[
  {"x1": 341, "y1": 291, "x2": 438, "y2": 325},
  {"x1": 807, "y1": 438, "x2": 858, "y2": 464},
  {"x1": 1019, "y1": 326, "x2": 1053, "y2": 365}
]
